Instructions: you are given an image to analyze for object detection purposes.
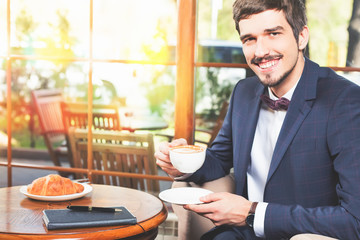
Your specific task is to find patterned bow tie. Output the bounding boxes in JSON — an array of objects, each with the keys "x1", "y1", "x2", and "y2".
[{"x1": 260, "y1": 94, "x2": 290, "y2": 111}]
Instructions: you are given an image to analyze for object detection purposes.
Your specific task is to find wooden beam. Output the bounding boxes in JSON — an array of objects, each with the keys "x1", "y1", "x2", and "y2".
[
  {"x1": 174, "y1": 0, "x2": 197, "y2": 144},
  {"x1": 6, "y1": 0, "x2": 12, "y2": 187}
]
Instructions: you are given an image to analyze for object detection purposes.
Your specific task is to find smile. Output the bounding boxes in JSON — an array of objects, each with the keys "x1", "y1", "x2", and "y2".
[
  {"x1": 258, "y1": 60, "x2": 278, "y2": 69},
  {"x1": 251, "y1": 55, "x2": 283, "y2": 72}
]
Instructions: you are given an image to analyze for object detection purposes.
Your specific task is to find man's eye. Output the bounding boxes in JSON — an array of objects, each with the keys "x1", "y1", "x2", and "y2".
[
  {"x1": 270, "y1": 32, "x2": 280, "y2": 36},
  {"x1": 243, "y1": 38, "x2": 254, "y2": 44}
]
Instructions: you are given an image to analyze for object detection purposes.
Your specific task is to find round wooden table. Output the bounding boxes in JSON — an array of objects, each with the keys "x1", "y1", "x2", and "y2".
[{"x1": 0, "y1": 184, "x2": 167, "y2": 240}]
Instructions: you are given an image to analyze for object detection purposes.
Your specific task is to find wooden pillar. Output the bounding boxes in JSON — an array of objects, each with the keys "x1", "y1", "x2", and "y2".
[
  {"x1": 87, "y1": 0, "x2": 94, "y2": 182},
  {"x1": 6, "y1": 0, "x2": 12, "y2": 187},
  {"x1": 174, "y1": 0, "x2": 197, "y2": 144}
]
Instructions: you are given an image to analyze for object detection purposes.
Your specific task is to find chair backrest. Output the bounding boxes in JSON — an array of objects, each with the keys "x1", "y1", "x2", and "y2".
[
  {"x1": 207, "y1": 100, "x2": 229, "y2": 145},
  {"x1": 32, "y1": 89, "x2": 65, "y2": 138},
  {"x1": 194, "y1": 100, "x2": 229, "y2": 147},
  {"x1": 31, "y1": 89, "x2": 67, "y2": 167},
  {"x1": 61, "y1": 102, "x2": 121, "y2": 132},
  {"x1": 68, "y1": 128, "x2": 159, "y2": 193}
]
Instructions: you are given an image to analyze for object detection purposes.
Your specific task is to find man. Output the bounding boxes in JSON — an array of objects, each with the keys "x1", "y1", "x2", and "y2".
[{"x1": 155, "y1": 0, "x2": 360, "y2": 239}]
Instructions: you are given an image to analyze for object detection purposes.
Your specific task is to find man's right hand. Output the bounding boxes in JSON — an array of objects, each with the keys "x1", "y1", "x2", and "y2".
[{"x1": 154, "y1": 138, "x2": 187, "y2": 178}]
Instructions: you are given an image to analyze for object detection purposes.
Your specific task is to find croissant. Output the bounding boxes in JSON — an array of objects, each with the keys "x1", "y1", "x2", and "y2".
[{"x1": 27, "y1": 174, "x2": 84, "y2": 196}]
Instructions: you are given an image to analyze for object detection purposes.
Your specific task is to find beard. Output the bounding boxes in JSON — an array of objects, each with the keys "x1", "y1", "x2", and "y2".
[
  {"x1": 261, "y1": 67, "x2": 293, "y2": 87},
  {"x1": 251, "y1": 54, "x2": 297, "y2": 88}
]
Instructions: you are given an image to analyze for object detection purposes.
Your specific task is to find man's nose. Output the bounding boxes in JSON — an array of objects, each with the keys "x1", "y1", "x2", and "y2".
[{"x1": 254, "y1": 37, "x2": 270, "y2": 58}]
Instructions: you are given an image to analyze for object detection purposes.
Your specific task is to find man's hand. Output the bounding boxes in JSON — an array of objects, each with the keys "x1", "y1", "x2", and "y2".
[
  {"x1": 184, "y1": 192, "x2": 252, "y2": 227},
  {"x1": 154, "y1": 138, "x2": 187, "y2": 178}
]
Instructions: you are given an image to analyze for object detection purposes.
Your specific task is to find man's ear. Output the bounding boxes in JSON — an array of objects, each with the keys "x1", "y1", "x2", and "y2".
[{"x1": 298, "y1": 25, "x2": 309, "y2": 51}]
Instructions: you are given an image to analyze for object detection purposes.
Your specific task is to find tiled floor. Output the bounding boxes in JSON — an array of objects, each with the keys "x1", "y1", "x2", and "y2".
[{"x1": 156, "y1": 212, "x2": 179, "y2": 240}]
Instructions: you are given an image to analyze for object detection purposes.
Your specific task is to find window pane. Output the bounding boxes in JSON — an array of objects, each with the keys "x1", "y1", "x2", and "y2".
[
  {"x1": 195, "y1": 0, "x2": 248, "y2": 145},
  {"x1": 197, "y1": 0, "x2": 239, "y2": 42},
  {"x1": 197, "y1": 39, "x2": 246, "y2": 64},
  {"x1": 92, "y1": 62, "x2": 175, "y2": 121},
  {"x1": 196, "y1": 0, "x2": 245, "y2": 63},
  {"x1": 307, "y1": 0, "x2": 353, "y2": 66},
  {"x1": 8, "y1": 59, "x2": 88, "y2": 150},
  {"x1": 195, "y1": 66, "x2": 244, "y2": 126},
  {"x1": 0, "y1": 58, "x2": 6, "y2": 187},
  {"x1": 0, "y1": 59, "x2": 6, "y2": 151},
  {"x1": 337, "y1": 71, "x2": 360, "y2": 86},
  {"x1": 93, "y1": 0, "x2": 177, "y2": 61},
  {"x1": 0, "y1": 0, "x2": 6, "y2": 56},
  {"x1": 11, "y1": 0, "x2": 89, "y2": 58}
]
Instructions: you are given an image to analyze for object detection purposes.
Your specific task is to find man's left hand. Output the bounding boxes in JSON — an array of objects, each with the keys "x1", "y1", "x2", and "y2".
[{"x1": 184, "y1": 192, "x2": 252, "y2": 227}]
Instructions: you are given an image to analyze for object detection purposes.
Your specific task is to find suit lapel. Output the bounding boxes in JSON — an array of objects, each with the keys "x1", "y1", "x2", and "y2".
[{"x1": 266, "y1": 59, "x2": 319, "y2": 183}]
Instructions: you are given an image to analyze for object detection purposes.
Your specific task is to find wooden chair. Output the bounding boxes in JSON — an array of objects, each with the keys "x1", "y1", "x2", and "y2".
[
  {"x1": 68, "y1": 128, "x2": 159, "y2": 193},
  {"x1": 194, "y1": 100, "x2": 229, "y2": 146},
  {"x1": 31, "y1": 89, "x2": 69, "y2": 171},
  {"x1": 61, "y1": 102, "x2": 121, "y2": 132},
  {"x1": 156, "y1": 100, "x2": 229, "y2": 147}
]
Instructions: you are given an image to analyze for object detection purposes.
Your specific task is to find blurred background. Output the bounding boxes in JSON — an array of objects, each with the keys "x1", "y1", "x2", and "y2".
[{"x1": 0, "y1": 0, "x2": 359, "y2": 177}]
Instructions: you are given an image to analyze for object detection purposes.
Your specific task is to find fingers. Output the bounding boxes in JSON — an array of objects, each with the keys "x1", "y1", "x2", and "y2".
[
  {"x1": 185, "y1": 192, "x2": 240, "y2": 214},
  {"x1": 158, "y1": 141, "x2": 171, "y2": 156},
  {"x1": 155, "y1": 138, "x2": 188, "y2": 160},
  {"x1": 154, "y1": 138, "x2": 188, "y2": 165},
  {"x1": 156, "y1": 157, "x2": 183, "y2": 177},
  {"x1": 162, "y1": 167, "x2": 184, "y2": 178},
  {"x1": 154, "y1": 139, "x2": 188, "y2": 178},
  {"x1": 183, "y1": 193, "x2": 223, "y2": 212},
  {"x1": 154, "y1": 147, "x2": 170, "y2": 164},
  {"x1": 155, "y1": 154, "x2": 182, "y2": 177},
  {"x1": 199, "y1": 192, "x2": 225, "y2": 203},
  {"x1": 184, "y1": 204, "x2": 225, "y2": 226},
  {"x1": 184, "y1": 193, "x2": 250, "y2": 227},
  {"x1": 184, "y1": 202, "x2": 214, "y2": 214},
  {"x1": 155, "y1": 141, "x2": 172, "y2": 167},
  {"x1": 169, "y1": 138, "x2": 188, "y2": 147}
]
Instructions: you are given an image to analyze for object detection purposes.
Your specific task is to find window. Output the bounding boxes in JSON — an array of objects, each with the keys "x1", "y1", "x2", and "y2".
[{"x1": 0, "y1": 0, "x2": 178, "y2": 186}]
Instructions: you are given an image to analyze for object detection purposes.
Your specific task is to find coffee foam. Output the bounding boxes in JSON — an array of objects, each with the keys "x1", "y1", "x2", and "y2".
[
  {"x1": 172, "y1": 148, "x2": 195, "y2": 153},
  {"x1": 170, "y1": 145, "x2": 204, "y2": 154}
]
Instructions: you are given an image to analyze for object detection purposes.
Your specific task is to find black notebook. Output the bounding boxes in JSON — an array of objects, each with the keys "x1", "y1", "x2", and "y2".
[{"x1": 42, "y1": 207, "x2": 137, "y2": 230}]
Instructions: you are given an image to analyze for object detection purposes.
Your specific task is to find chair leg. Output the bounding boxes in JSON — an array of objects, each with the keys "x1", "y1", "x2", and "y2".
[
  {"x1": 42, "y1": 135, "x2": 75, "y2": 177},
  {"x1": 47, "y1": 148, "x2": 62, "y2": 167}
]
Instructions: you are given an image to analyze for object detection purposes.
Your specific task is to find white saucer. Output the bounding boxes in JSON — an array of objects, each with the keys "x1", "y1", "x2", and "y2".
[
  {"x1": 20, "y1": 183, "x2": 93, "y2": 201},
  {"x1": 159, "y1": 187, "x2": 213, "y2": 205}
]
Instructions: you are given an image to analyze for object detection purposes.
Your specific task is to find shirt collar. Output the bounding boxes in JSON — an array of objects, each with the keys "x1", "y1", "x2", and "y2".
[{"x1": 267, "y1": 77, "x2": 300, "y2": 101}]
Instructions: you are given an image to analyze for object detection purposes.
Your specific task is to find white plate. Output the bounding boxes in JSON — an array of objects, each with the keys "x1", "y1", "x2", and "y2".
[
  {"x1": 20, "y1": 183, "x2": 93, "y2": 201},
  {"x1": 159, "y1": 187, "x2": 213, "y2": 205}
]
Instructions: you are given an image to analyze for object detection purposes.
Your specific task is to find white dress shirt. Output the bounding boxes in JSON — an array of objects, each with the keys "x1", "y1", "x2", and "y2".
[{"x1": 248, "y1": 81, "x2": 298, "y2": 238}]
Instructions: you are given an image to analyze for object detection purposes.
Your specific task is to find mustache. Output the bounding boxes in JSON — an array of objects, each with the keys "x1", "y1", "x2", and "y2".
[{"x1": 251, "y1": 54, "x2": 283, "y2": 65}]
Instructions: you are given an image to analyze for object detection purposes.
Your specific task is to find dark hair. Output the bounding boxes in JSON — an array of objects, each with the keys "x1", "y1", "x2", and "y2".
[{"x1": 233, "y1": 0, "x2": 307, "y2": 42}]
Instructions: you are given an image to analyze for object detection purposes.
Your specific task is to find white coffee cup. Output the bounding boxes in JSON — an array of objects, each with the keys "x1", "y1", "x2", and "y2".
[{"x1": 169, "y1": 145, "x2": 206, "y2": 173}]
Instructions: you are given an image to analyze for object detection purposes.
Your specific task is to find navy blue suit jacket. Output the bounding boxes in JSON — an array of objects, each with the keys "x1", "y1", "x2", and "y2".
[{"x1": 188, "y1": 59, "x2": 360, "y2": 239}]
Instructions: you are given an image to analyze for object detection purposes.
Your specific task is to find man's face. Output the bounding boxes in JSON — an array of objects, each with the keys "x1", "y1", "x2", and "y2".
[{"x1": 239, "y1": 10, "x2": 305, "y2": 89}]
